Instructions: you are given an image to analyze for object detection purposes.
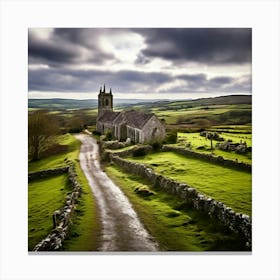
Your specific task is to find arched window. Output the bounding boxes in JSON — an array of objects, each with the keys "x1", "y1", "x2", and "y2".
[{"x1": 105, "y1": 99, "x2": 109, "y2": 106}]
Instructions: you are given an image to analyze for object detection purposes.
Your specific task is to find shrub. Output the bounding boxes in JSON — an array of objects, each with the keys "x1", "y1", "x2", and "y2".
[
  {"x1": 164, "y1": 130, "x2": 177, "y2": 144},
  {"x1": 104, "y1": 131, "x2": 113, "y2": 141},
  {"x1": 68, "y1": 127, "x2": 83, "y2": 133},
  {"x1": 92, "y1": 130, "x2": 101, "y2": 136},
  {"x1": 151, "y1": 141, "x2": 162, "y2": 151},
  {"x1": 132, "y1": 147, "x2": 147, "y2": 157}
]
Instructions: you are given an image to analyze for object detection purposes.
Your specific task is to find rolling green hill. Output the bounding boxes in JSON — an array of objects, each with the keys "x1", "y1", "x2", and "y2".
[{"x1": 28, "y1": 95, "x2": 251, "y2": 110}]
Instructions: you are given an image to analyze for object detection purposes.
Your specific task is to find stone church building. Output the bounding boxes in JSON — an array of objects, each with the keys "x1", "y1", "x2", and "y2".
[{"x1": 96, "y1": 85, "x2": 166, "y2": 144}]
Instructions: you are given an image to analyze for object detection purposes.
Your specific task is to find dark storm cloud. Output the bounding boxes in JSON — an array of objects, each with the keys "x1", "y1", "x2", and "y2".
[
  {"x1": 29, "y1": 67, "x2": 250, "y2": 94},
  {"x1": 28, "y1": 28, "x2": 251, "y2": 96},
  {"x1": 28, "y1": 32, "x2": 79, "y2": 65},
  {"x1": 28, "y1": 29, "x2": 116, "y2": 67},
  {"x1": 133, "y1": 28, "x2": 251, "y2": 65},
  {"x1": 168, "y1": 73, "x2": 251, "y2": 93},
  {"x1": 28, "y1": 68, "x2": 173, "y2": 93}
]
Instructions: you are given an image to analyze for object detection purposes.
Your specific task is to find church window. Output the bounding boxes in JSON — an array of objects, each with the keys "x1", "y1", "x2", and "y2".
[{"x1": 105, "y1": 99, "x2": 109, "y2": 106}]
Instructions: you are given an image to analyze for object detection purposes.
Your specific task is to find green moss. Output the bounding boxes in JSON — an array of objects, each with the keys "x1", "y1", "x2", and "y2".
[
  {"x1": 106, "y1": 165, "x2": 248, "y2": 251},
  {"x1": 28, "y1": 174, "x2": 70, "y2": 250},
  {"x1": 128, "y1": 152, "x2": 251, "y2": 216}
]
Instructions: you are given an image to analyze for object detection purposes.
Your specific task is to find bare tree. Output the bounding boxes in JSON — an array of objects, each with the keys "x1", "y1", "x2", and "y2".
[{"x1": 28, "y1": 110, "x2": 60, "y2": 161}]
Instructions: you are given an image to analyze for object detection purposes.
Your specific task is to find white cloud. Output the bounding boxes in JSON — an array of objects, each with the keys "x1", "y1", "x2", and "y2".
[
  {"x1": 99, "y1": 31, "x2": 145, "y2": 64},
  {"x1": 29, "y1": 28, "x2": 54, "y2": 40}
]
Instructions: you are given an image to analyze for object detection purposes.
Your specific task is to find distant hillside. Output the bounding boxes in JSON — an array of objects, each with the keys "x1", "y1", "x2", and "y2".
[
  {"x1": 28, "y1": 95, "x2": 251, "y2": 110},
  {"x1": 180, "y1": 95, "x2": 252, "y2": 106},
  {"x1": 28, "y1": 99, "x2": 98, "y2": 109},
  {"x1": 28, "y1": 98, "x2": 169, "y2": 109}
]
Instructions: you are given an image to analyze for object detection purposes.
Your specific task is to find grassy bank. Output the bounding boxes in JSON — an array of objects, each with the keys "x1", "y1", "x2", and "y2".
[
  {"x1": 62, "y1": 159, "x2": 100, "y2": 251},
  {"x1": 28, "y1": 174, "x2": 70, "y2": 250},
  {"x1": 28, "y1": 133, "x2": 99, "y2": 251},
  {"x1": 28, "y1": 134, "x2": 80, "y2": 172},
  {"x1": 106, "y1": 164, "x2": 248, "y2": 251},
  {"x1": 128, "y1": 151, "x2": 251, "y2": 216}
]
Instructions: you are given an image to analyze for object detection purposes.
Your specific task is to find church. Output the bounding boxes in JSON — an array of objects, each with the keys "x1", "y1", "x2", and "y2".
[{"x1": 96, "y1": 85, "x2": 166, "y2": 144}]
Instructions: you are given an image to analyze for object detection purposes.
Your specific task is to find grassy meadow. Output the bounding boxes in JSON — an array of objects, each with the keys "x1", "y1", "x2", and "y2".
[
  {"x1": 28, "y1": 174, "x2": 70, "y2": 250},
  {"x1": 28, "y1": 94, "x2": 252, "y2": 251},
  {"x1": 128, "y1": 151, "x2": 251, "y2": 215}
]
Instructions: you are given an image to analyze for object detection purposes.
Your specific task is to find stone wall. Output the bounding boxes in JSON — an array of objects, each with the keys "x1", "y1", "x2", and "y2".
[
  {"x1": 162, "y1": 145, "x2": 251, "y2": 172},
  {"x1": 110, "y1": 155, "x2": 252, "y2": 248},
  {"x1": 100, "y1": 142, "x2": 153, "y2": 162},
  {"x1": 31, "y1": 163, "x2": 82, "y2": 251},
  {"x1": 28, "y1": 166, "x2": 69, "y2": 181}
]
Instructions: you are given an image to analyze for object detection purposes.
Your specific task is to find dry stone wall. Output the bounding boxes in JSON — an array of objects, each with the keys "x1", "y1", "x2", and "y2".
[
  {"x1": 162, "y1": 145, "x2": 251, "y2": 172},
  {"x1": 101, "y1": 144, "x2": 153, "y2": 162},
  {"x1": 28, "y1": 166, "x2": 69, "y2": 181},
  {"x1": 31, "y1": 163, "x2": 82, "y2": 251},
  {"x1": 110, "y1": 155, "x2": 252, "y2": 248}
]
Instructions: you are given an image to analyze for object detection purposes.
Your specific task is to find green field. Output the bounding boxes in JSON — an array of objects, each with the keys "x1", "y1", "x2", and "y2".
[
  {"x1": 28, "y1": 133, "x2": 99, "y2": 251},
  {"x1": 28, "y1": 174, "x2": 70, "y2": 250},
  {"x1": 176, "y1": 131, "x2": 252, "y2": 164},
  {"x1": 150, "y1": 104, "x2": 251, "y2": 127},
  {"x1": 128, "y1": 151, "x2": 251, "y2": 216},
  {"x1": 106, "y1": 164, "x2": 248, "y2": 251},
  {"x1": 28, "y1": 95, "x2": 252, "y2": 251}
]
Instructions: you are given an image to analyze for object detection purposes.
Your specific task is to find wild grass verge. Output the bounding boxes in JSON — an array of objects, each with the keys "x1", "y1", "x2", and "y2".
[
  {"x1": 106, "y1": 164, "x2": 248, "y2": 251},
  {"x1": 28, "y1": 133, "x2": 99, "y2": 251}
]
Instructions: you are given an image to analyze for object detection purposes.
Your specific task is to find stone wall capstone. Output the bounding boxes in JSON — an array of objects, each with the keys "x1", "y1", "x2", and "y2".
[{"x1": 110, "y1": 154, "x2": 252, "y2": 248}]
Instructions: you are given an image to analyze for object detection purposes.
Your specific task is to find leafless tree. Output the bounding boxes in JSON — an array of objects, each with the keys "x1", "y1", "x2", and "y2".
[{"x1": 28, "y1": 110, "x2": 60, "y2": 161}]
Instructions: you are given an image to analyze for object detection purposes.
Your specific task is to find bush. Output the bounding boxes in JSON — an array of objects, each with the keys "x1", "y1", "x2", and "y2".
[
  {"x1": 68, "y1": 127, "x2": 83, "y2": 133},
  {"x1": 104, "y1": 131, "x2": 113, "y2": 141},
  {"x1": 132, "y1": 147, "x2": 147, "y2": 157},
  {"x1": 92, "y1": 130, "x2": 101, "y2": 136},
  {"x1": 164, "y1": 130, "x2": 177, "y2": 144},
  {"x1": 151, "y1": 141, "x2": 162, "y2": 151}
]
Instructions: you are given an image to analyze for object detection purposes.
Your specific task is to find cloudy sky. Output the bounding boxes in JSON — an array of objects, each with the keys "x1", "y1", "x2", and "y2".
[{"x1": 28, "y1": 28, "x2": 252, "y2": 100}]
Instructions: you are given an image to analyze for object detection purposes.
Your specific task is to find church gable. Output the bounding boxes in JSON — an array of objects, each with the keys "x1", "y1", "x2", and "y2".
[
  {"x1": 114, "y1": 110, "x2": 153, "y2": 129},
  {"x1": 141, "y1": 115, "x2": 166, "y2": 143},
  {"x1": 96, "y1": 85, "x2": 166, "y2": 143}
]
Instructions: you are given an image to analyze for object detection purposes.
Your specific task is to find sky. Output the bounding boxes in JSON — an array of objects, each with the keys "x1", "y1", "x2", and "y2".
[{"x1": 28, "y1": 28, "x2": 252, "y2": 100}]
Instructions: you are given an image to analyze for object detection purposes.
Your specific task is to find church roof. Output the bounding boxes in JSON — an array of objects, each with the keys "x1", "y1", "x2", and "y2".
[
  {"x1": 98, "y1": 111, "x2": 120, "y2": 123},
  {"x1": 113, "y1": 110, "x2": 154, "y2": 129}
]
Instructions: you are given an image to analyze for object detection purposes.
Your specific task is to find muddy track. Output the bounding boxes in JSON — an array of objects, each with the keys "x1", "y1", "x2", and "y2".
[{"x1": 75, "y1": 134, "x2": 159, "y2": 251}]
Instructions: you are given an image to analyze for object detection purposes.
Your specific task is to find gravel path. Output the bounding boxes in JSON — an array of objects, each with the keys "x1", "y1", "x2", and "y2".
[{"x1": 75, "y1": 134, "x2": 159, "y2": 251}]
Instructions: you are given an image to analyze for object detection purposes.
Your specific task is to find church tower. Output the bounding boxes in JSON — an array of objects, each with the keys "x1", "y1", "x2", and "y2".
[{"x1": 98, "y1": 84, "x2": 113, "y2": 118}]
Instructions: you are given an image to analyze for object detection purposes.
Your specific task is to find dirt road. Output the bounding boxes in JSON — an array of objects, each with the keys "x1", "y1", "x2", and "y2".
[{"x1": 75, "y1": 134, "x2": 159, "y2": 251}]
